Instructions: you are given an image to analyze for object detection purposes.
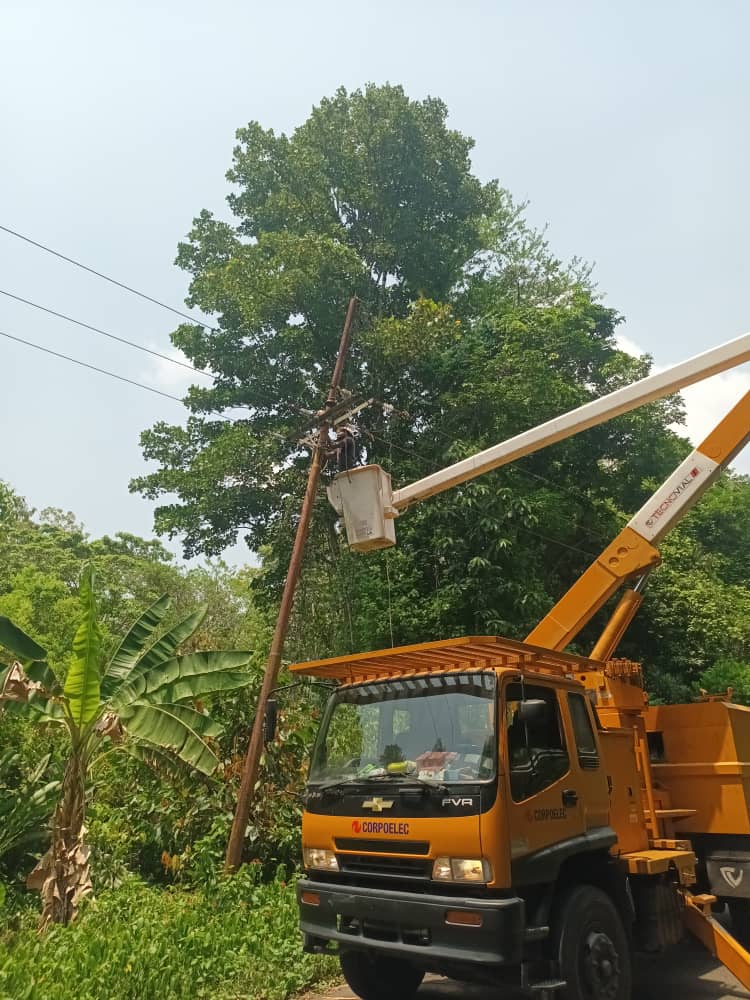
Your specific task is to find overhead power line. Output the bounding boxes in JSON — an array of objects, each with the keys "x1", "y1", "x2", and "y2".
[
  {"x1": 0, "y1": 288, "x2": 212, "y2": 379},
  {"x1": 0, "y1": 223, "x2": 219, "y2": 331},
  {"x1": 365, "y1": 428, "x2": 599, "y2": 560},
  {"x1": 0, "y1": 328, "x2": 183, "y2": 403}
]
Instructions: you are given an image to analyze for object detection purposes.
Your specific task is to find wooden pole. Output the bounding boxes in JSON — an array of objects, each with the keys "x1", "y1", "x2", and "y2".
[{"x1": 225, "y1": 297, "x2": 359, "y2": 872}]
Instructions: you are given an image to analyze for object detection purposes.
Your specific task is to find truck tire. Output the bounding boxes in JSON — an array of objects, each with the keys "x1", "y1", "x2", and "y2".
[
  {"x1": 339, "y1": 950, "x2": 424, "y2": 1000},
  {"x1": 728, "y1": 899, "x2": 750, "y2": 948},
  {"x1": 549, "y1": 884, "x2": 632, "y2": 1000}
]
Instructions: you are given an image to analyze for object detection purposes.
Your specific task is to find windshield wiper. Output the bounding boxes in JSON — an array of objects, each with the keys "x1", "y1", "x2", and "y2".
[
  {"x1": 363, "y1": 773, "x2": 451, "y2": 796},
  {"x1": 317, "y1": 777, "x2": 360, "y2": 791}
]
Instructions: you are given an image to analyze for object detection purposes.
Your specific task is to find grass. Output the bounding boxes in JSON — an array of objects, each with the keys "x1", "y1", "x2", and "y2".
[{"x1": 0, "y1": 868, "x2": 336, "y2": 1000}]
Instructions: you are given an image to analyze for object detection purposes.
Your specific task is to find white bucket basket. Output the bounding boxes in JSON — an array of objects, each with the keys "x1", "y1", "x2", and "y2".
[{"x1": 327, "y1": 465, "x2": 397, "y2": 552}]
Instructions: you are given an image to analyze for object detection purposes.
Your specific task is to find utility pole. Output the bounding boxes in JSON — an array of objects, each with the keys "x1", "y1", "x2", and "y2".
[{"x1": 225, "y1": 296, "x2": 359, "y2": 872}]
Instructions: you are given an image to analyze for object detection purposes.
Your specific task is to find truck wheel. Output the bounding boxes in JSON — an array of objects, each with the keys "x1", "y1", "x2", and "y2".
[
  {"x1": 728, "y1": 899, "x2": 750, "y2": 947},
  {"x1": 549, "y1": 884, "x2": 632, "y2": 1000},
  {"x1": 339, "y1": 950, "x2": 424, "y2": 1000}
]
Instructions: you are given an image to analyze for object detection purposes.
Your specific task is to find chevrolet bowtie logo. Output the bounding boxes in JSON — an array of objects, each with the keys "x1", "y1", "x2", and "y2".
[{"x1": 362, "y1": 797, "x2": 394, "y2": 813}]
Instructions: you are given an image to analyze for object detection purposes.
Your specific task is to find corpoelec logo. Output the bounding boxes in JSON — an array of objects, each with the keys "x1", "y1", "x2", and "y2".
[
  {"x1": 526, "y1": 807, "x2": 567, "y2": 822},
  {"x1": 351, "y1": 819, "x2": 410, "y2": 835}
]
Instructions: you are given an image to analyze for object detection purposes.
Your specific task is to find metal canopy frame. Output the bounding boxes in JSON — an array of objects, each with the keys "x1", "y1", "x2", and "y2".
[{"x1": 289, "y1": 634, "x2": 601, "y2": 684}]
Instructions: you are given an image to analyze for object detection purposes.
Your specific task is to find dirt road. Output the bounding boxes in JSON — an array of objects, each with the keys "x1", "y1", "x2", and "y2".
[{"x1": 304, "y1": 942, "x2": 750, "y2": 1000}]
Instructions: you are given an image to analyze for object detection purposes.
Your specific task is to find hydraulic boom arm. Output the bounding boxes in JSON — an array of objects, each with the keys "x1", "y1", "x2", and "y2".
[
  {"x1": 391, "y1": 332, "x2": 750, "y2": 511},
  {"x1": 526, "y1": 387, "x2": 750, "y2": 651},
  {"x1": 328, "y1": 331, "x2": 750, "y2": 653},
  {"x1": 329, "y1": 332, "x2": 750, "y2": 553}
]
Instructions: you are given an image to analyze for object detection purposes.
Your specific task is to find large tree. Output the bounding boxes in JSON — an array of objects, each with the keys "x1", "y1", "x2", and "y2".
[
  {"x1": 132, "y1": 84, "x2": 503, "y2": 556},
  {"x1": 132, "y1": 83, "x2": 715, "y2": 671}
]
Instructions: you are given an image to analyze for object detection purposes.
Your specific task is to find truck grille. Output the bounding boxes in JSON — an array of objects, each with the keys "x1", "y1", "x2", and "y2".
[
  {"x1": 334, "y1": 838, "x2": 429, "y2": 855},
  {"x1": 336, "y1": 854, "x2": 432, "y2": 880}
]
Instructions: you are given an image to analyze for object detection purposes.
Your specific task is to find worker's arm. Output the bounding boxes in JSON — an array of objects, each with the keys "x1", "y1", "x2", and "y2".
[{"x1": 526, "y1": 388, "x2": 750, "y2": 652}]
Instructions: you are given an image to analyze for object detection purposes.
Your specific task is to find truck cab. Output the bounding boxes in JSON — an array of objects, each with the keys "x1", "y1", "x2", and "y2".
[{"x1": 294, "y1": 636, "x2": 695, "y2": 1000}]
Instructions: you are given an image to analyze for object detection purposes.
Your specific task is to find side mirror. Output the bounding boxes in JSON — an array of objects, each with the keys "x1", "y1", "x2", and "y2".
[
  {"x1": 263, "y1": 698, "x2": 278, "y2": 747},
  {"x1": 515, "y1": 699, "x2": 548, "y2": 726}
]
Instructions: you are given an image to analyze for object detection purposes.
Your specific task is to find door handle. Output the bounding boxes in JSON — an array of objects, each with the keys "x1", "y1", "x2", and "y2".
[{"x1": 562, "y1": 788, "x2": 578, "y2": 807}]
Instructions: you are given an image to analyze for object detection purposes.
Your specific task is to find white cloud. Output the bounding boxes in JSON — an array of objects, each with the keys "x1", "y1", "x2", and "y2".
[
  {"x1": 615, "y1": 333, "x2": 750, "y2": 474},
  {"x1": 613, "y1": 332, "x2": 644, "y2": 359},
  {"x1": 141, "y1": 345, "x2": 211, "y2": 396}
]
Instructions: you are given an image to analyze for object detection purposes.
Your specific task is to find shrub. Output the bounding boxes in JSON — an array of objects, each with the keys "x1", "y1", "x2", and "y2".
[
  {"x1": 0, "y1": 868, "x2": 335, "y2": 1000},
  {"x1": 699, "y1": 658, "x2": 750, "y2": 705},
  {"x1": 0, "y1": 750, "x2": 59, "y2": 870}
]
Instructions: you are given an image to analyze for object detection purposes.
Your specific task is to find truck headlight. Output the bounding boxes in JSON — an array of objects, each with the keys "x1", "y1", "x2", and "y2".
[
  {"x1": 303, "y1": 847, "x2": 339, "y2": 871},
  {"x1": 432, "y1": 856, "x2": 491, "y2": 883}
]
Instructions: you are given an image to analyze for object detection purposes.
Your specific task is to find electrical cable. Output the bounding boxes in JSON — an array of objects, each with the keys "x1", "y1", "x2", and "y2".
[
  {"x1": 384, "y1": 550, "x2": 395, "y2": 648},
  {"x1": 365, "y1": 429, "x2": 442, "y2": 473},
  {"x1": 373, "y1": 399, "x2": 627, "y2": 546},
  {"x1": 0, "y1": 221, "x2": 360, "y2": 399},
  {"x1": 0, "y1": 224, "x2": 304, "y2": 379},
  {"x1": 374, "y1": 398, "x2": 621, "y2": 547},
  {"x1": 516, "y1": 526, "x2": 596, "y2": 560},
  {"x1": 0, "y1": 328, "x2": 184, "y2": 403},
  {"x1": 366, "y1": 427, "x2": 598, "y2": 560},
  {"x1": 0, "y1": 223, "x2": 219, "y2": 331},
  {"x1": 0, "y1": 288, "x2": 213, "y2": 378},
  {"x1": 0, "y1": 223, "x2": 289, "y2": 376}
]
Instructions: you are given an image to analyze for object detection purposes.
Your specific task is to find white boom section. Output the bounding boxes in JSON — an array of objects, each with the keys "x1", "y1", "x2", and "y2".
[
  {"x1": 627, "y1": 451, "x2": 719, "y2": 545},
  {"x1": 391, "y1": 331, "x2": 750, "y2": 511},
  {"x1": 628, "y1": 406, "x2": 750, "y2": 546}
]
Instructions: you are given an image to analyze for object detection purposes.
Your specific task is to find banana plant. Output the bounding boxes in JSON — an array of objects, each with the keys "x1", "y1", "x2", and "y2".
[{"x1": 0, "y1": 564, "x2": 253, "y2": 927}]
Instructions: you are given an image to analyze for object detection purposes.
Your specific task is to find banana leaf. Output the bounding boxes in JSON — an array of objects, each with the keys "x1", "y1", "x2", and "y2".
[
  {"x1": 119, "y1": 702, "x2": 224, "y2": 775},
  {"x1": 101, "y1": 594, "x2": 171, "y2": 697},
  {"x1": 111, "y1": 650, "x2": 252, "y2": 711},
  {"x1": 63, "y1": 565, "x2": 103, "y2": 727},
  {"x1": 0, "y1": 617, "x2": 46, "y2": 661}
]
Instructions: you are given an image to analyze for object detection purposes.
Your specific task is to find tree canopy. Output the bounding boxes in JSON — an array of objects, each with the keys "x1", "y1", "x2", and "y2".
[{"x1": 130, "y1": 82, "x2": 750, "y2": 699}]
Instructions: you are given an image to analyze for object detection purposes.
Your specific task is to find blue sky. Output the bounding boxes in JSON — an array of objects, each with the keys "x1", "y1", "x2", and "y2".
[{"x1": 2, "y1": 0, "x2": 749, "y2": 565}]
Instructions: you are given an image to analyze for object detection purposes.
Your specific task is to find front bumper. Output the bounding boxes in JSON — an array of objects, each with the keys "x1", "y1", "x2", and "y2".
[{"x1": 298, "y1": 879, "x2": 524, "y2": 967}]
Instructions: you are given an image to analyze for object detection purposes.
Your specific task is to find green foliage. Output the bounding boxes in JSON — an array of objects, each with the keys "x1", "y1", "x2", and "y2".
[
  {"x1": 0, "y1": 871, "x2": 335, "y2": 1000},
  {"x1": 0, "y1": 559, "x2": 259, "y2": 924},
  {"x1": 0, "y1": 751, "x2": 59, "y2": 864},
  {"x1": 0, "y1": 618, "x2": 46, "y2": 662},
  {"x1": 131, "y1": 83, "x2": 503, "y2": 558},
  {"x1": 623, "y1": 489, "x2": 750, "y2": 700},
  {"x1": 63, "y1": 565, "x2": 102, "y2": 727},
  {"x1": 0, "y1": 485, "x2": 294, "y2": 887},
  {"x1": 699, "y1": 659, "x2": 750, "y2": 705},
  {"x1": 101, "y1": 595, "x2": 171, "y2": 697},
  {"x1": 128, "y1": 81, "x2": 699, "y2": 686},
  {"x1": 2, "y1": 568, "x2": 255, "y2": 777},
  {"x1": 0, "y1": 484, "x2": 263, "y2": 680}
]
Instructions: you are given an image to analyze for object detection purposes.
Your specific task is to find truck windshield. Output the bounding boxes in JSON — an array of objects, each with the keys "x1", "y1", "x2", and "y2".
[{"x1": 309, "y1": 672, "x2": 496, "y2": 785}]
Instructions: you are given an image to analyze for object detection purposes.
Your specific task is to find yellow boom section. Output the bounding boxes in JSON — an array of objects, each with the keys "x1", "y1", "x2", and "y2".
[{"x1": 527, "y1": 388, "x2": 750, "y2": 652}]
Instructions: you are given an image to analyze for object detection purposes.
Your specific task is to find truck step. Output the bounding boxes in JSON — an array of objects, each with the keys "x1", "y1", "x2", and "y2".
[{"x1": 528, "y1": 979, "x2": 567, "y2": 994}]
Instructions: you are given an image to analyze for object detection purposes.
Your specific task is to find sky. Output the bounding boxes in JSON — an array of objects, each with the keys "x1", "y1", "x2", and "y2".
[{"x1": 2, "y1": 0, "x2": 750, "y2": 567}]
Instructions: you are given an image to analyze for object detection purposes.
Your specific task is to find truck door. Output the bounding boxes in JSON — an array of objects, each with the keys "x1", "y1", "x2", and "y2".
[
  {"x1": 503, "y1": 679, "x2": 588, "y2": 882},
  {"x1": 564, "y1": 690, "x2": 610, "y2": 832}
]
